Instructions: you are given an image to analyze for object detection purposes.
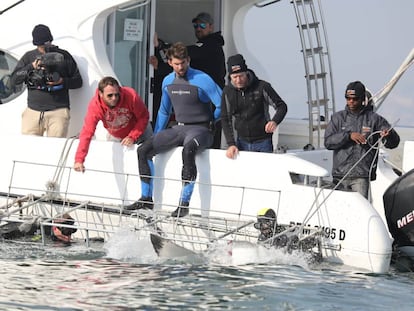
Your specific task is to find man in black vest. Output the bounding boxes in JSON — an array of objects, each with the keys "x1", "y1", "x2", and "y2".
[{"x1": 221, "y1": 54, "x2": 287, "y2": 159}]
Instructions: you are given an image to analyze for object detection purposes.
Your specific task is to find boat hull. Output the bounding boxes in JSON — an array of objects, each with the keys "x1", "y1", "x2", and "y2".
[{"x1": 0, "y1": 134, "x2": 393, "y2": 273}]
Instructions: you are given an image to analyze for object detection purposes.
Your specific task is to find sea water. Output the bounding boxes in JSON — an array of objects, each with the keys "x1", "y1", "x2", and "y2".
[{"x1": 0, "y1": 228, "x2": 413, "y2": 311}]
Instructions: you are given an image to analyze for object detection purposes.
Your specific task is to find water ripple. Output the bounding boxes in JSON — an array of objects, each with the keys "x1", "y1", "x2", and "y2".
[{"x1": 0, "y1": 240, "x2": 413, "y2": 310}]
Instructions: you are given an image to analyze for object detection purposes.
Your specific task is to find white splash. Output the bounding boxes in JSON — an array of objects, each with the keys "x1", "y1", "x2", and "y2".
[
  {"x1": 103, "y1": 225, "x2": 313, "y2": 269},
  {"x1": 103, "y1": 225, "x2": 158, "y2": 263},
  {"x1": 207, "y1": 240, "x2": 311, "y2": 268}
]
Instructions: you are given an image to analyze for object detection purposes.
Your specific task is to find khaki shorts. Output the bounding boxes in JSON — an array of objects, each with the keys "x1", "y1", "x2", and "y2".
[{"x1": 21, "y1": 107, "x2": 70, "y2": 138}]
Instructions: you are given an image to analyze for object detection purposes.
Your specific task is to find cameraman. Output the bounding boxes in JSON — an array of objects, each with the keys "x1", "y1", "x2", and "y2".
[{"x1": 10, "y1": 24, "x2": 82, "y2": 137}]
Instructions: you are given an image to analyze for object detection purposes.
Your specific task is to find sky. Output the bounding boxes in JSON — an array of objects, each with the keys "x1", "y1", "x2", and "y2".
[{"x1": 243, "y1": 0, "x2": 414, "y2": 127}]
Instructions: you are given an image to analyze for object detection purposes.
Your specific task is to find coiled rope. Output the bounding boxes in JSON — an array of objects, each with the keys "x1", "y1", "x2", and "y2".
[{"x1": 45, "y1": 135, "x2": 78, "y2": 199}]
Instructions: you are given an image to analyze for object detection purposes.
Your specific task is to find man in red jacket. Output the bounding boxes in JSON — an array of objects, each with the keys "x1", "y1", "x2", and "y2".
[{"x1": 73, "y1": 76, "x2": 150, "y2": 172}]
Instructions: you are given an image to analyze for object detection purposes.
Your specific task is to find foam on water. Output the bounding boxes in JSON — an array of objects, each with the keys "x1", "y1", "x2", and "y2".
[
  {"x1": 104, "y1": 226, "x2": 158, "y2": 263},
  {"x1": 104, "y1": 227, "x2": 312, "y2": 269},
  {"x1": 207, "y1": 240, "x2": 312, "y2": 268}
]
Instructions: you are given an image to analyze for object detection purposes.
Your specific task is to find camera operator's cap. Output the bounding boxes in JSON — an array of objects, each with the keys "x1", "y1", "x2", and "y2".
[
  {"x1": 227, "y1": 54, "x2": 248, "y2": 75},
  {"x1": 32, "y1": 24, "x2": 53, "y2": 46},
  {"x1": 345, "y1": 81, "x2": 365, "y2": 99},
  {"x1": 192, "y1": 12, "x2": 214, "y2": 24}
]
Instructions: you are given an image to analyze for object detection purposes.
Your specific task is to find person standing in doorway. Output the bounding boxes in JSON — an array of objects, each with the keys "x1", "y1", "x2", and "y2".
[
  {"x1": 148, "y1": 33, "x2": 172, "y2": 128},
  {"x1": 187, "y1": 12, "x2": 225, "y2": 149}
]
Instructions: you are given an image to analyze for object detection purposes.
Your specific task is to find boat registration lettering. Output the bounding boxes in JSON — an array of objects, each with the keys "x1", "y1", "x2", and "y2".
[
  {"x1": 290, "y1": 222, "x2": 346, "y2": 241},
  {"x1": 320, "y1": 226, "x2": 346, "y2": 241}
]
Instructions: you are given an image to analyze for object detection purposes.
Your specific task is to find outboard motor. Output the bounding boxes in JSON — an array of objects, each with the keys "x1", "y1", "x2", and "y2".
[{"x1": 383, "y1": 168, "x2": 414, "y2": 271}]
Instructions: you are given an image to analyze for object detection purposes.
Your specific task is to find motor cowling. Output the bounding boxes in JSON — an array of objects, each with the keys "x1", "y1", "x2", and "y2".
[{"x1": 383, "y1": 168, "x2": 414, "y2": 247}]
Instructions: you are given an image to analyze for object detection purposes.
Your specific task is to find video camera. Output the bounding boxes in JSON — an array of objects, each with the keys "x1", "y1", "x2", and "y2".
[{"x1": 26, "y1": 49, "x2": 65, "y2": 90}]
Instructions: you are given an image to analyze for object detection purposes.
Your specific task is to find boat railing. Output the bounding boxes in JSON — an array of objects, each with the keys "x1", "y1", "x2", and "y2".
[
  {"x1": 6, "y1": 159, "x2": 129, "y2": 204},
  {"x1": 131, "y1": 209, "x2": 260, "y2": 252},
  {"x1": 4, "y1": 158, "x2": 287, "y2": 219},
  {"x1": 1, "y1": 159, "x2": 336, "y2": 248},
  {"x1": 0, "y1": 194, "x2": 136, "y2": 246},
  {"x1": 1, "y1": 190, "x2": 264, "y2": 249}
]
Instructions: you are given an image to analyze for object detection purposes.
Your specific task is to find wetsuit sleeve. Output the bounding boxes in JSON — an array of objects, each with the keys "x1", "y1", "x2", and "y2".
[
  {"x1": 324, "y1": 113, "x2": 351, "y2": 150},
  {"x1": 211, "y1": 84, "x2": 222, "y2": 121},
  {"x1": 198, "y1": 76, "x2": 222, "y2": 121},
  {"x1": 154, "y1": 77, "x2": 173, "y2": 133}
]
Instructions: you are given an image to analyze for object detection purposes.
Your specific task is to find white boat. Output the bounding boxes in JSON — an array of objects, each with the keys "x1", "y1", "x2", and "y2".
[{"x1": 0, "y1": 0, "x2": 413, "y2": 273}]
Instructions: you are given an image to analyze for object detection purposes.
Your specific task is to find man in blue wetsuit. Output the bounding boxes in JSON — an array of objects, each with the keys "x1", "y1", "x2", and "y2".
[{"x1": 125, "y1": 42, "x2": 222, "y2": 217}]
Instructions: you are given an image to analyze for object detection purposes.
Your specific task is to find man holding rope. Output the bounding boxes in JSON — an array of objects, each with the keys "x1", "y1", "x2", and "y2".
[{"x1": 324, "y1": 81, "x2": 400, "y2": 199}]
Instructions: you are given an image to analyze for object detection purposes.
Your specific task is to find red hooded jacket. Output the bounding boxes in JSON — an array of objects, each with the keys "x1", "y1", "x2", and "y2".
[{"x1": 75, "y1": 86, "x2": 149, "y2": 164}]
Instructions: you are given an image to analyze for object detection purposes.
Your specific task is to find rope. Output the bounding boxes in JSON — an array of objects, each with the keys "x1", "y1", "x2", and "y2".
[
  {"x1": 298, "y1": 121, "x2": 399, "y2": 232},
  {"x1": 45, "y1": 135, "x2": 78, "y2": 199},
  {"x1": 372, "y1": 49, "x2": 414, "y2": 111}
]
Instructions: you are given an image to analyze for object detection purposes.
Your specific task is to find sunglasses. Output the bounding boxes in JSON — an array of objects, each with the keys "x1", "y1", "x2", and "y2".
[
  {"x1": 345, "y1": 96, "x2": 360, "y2": 101},
  {"x1": 106, "y1": 93, "x2": 120, "y2": 98},
  {"x1": 193, "y1": 23, "x2": 207, "y2": 29}
]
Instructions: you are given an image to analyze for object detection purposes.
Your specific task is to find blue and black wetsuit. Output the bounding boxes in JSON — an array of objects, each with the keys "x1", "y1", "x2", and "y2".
[{"x1": 138, "y1": 67, "x2": 222, "y2": 206}]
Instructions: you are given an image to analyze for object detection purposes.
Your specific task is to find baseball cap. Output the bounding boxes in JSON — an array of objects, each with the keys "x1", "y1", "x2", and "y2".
[
  {"x1": 192, "y1": 12, "x2": 214, "y2": 24},
  {"x1": 345, "y1": 81, "x2": 366, "y2": 99}
]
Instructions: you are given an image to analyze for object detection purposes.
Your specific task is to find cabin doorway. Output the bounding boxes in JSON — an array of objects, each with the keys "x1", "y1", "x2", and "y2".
[
  {"x1": 106, "y1": 0, "x2": 221, "y2": 124},
  {"x1": 154, "y1": 0, "x2": 220, "y2": 46},
  {"x1": 106, "y1": 1, "x2": 152, "y2": 105},
  {"x1": 150, "y1": 0, "x2": 220, "y2": 123}
]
